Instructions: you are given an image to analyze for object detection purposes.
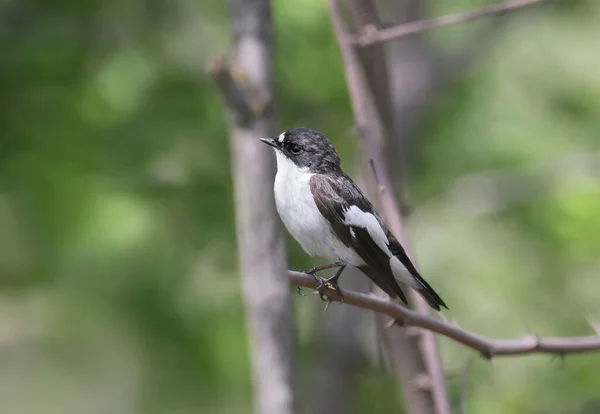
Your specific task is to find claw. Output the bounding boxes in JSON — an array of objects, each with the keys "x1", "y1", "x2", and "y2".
[
  {"x1": 326, "y1": 280, "x2": 344, "y2": 303},
  {"x1": 322, "y1": 265, "x2": 346, "y2": 303},
  {"x1": 298, "y1": 262, "x2": 346, "y2": 303},
  {"x1": 309, "y1": 273, "x2": 325, "y2": 291},
  {"x1": 315, "y1": 280, "x2": 329, "y2": 302}
]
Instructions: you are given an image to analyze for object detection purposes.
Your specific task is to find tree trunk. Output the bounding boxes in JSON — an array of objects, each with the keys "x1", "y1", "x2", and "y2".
[{"x1": 217, "y1": 1, "x2": 299, "y2": 413}]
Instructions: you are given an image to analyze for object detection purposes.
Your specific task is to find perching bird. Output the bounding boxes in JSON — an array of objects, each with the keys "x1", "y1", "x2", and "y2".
[{"x1": 260, "y1": 127, "x2": 447, "y2": 311}]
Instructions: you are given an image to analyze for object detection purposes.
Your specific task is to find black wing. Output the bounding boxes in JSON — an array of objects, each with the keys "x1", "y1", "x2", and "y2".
[
  {"x1": 309, "y1": 173, "x2": 408, "y2": 303},
  {"x1": 309, "y1": 173, "x2": 447, "y2": 310}
]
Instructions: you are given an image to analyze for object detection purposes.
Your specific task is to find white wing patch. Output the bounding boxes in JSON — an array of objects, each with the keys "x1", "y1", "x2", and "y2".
[
  {"x1": 349, "y1": 227, "x2": 356, "y2": 239},
  {"x1": 390, "y1": 256, "x2": 419, "y2": 287},
  {"x1": 343, "y1": 206, "x2": 391, "y2": 256},
  {"x1": 278, "y1": 132, "x2": 286, "y2": 143},
  {"x1": 343, "y1": 205, "x2": 419, "y2": 287}
]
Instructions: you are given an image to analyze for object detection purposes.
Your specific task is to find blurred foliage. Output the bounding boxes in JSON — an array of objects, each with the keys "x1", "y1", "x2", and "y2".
[{"x1": 1, "y1": 0, "x2": 600, "y2": 413}]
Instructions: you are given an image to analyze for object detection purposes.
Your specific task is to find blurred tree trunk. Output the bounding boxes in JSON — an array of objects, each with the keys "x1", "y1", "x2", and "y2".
[
  {"x1": 335, "y1": 0, "x2": 515, "y2": 412},
  {"x1": 342, "y1": 1, "x2": 450, "y2": 413},
  {"x1": 215, "y1": 1, "x2": 299, "y2": 413},
  {"x1": 314, "y1": 266, "x2": 370, "y2": 414}
]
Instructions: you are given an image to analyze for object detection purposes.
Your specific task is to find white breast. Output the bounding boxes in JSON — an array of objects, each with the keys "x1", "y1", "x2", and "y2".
[{"x1": 273, "y1": 152, "x2": 364, "y2": 266}]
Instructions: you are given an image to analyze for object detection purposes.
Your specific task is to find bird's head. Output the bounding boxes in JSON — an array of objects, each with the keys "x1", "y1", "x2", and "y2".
[{"x1": 260, "y1": 127, "x2": 341, "y2": 173}]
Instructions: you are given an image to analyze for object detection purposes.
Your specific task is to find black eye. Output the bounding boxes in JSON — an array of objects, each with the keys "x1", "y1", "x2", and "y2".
[{"x1": 290, "y1": 144, "x2": 303, "y2": 154}]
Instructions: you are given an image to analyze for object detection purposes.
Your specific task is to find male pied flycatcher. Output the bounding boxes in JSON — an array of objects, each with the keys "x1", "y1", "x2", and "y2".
[{"x1": 261, "y1": 127, "x2": 447, "y2": 311}]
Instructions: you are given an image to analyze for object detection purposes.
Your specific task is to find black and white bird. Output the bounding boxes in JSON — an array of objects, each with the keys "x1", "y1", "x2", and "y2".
[{"x1": 260, "y1": 127, "x2": 447, "y2": 311}]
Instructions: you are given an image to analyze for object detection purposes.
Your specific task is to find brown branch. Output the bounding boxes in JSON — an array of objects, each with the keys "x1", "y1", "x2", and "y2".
[
  {"x1": 353, "y1": 0, "x2": 547, "y2": 46},
  {"x1": 329, "y1": 1, "x2": 450, "y2": 413},
  {"x1": 289, "y1": 271, "x2": 600, "y2": 358}
]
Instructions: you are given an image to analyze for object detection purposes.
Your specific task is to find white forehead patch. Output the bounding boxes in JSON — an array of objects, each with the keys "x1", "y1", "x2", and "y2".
[{"x1": 278, "y1": 132, "x2": 286, "y2": 143}]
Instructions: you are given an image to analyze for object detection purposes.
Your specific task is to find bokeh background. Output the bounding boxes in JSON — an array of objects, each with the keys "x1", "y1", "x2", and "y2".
[{"x1": 1, "y1": 0, "x2": 600, "y2": 413}]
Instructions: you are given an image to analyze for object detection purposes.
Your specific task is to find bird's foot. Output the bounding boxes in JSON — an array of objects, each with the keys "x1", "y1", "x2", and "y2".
[
  {"x1": 298, "y1": 262, "x2": 344, "y2": 297},
  {"x1": 319, "y1": 265, "x2": 347, "y2": 304},
  {"x1": 297, "y1": 270, "x2": 325, "y2": 297}
]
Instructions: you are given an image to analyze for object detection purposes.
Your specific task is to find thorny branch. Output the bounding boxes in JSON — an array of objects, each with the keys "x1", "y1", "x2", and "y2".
[
  {"x1": 327, "y1": 1, "x2": 573, "y2": 413},
  {"x1": 289, "y1": 271, "x2": 600, "y2": 359},
  {"x1": 353, "y1": 0, "x2": 547, "y2": 47}
]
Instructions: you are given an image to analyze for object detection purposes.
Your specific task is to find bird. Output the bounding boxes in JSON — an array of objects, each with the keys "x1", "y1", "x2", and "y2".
[{"x1": 260, "y1": 127, "x2": 447, "y2": 311}]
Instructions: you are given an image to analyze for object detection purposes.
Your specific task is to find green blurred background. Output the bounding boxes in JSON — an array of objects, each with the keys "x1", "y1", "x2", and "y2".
[{"x1": 1, "y1": 0, "x2": 600, "y2": 413}]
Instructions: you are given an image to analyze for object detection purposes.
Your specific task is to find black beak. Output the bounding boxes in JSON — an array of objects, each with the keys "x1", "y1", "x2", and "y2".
[{"x1": 260, "y1": 137, "x2": 279, "y2": 148}]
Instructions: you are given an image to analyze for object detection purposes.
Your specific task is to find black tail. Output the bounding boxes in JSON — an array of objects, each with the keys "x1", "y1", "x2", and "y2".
[
  {"x1": 358, "y1": 265, "x2": 409, "y2": 305},
  {"x1": 414, "y1": 275, "x2": 448, "y2": 311},
  {"x1": 357, "y1": 265, "x2": 448, "y2": 311}
]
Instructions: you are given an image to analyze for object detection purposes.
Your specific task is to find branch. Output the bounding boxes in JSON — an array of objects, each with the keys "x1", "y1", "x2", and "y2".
[
  {"x1": 353, "y1": 0, "x2": 547, "y2": 47},
  {"x1": 329, "y1": 1, "x2": 450, "y2": 413},
  {"x1": 289, "y1": 271, "x2": 600, "y2": 359}
]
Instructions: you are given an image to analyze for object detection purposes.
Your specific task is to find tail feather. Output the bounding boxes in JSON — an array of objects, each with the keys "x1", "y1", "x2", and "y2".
[
  {"x1": 358, "y1": 265, "x2": 408, "y2": 305},
  {"x1": 357, "y1": 265, "x2": 448, "y2": 311},
  {"x1": 414, "y1": 275, "x2": 448, "y2": 311}
]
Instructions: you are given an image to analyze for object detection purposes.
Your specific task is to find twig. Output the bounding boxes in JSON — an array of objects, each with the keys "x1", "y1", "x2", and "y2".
[
  {"x1": 588, "y1": 317, "x2": 600, "y2": 336},
  {"x1": 353, "y1": 0, "x2": 547, "y2": 46},
  {"x1": 289, "y1": 271, "x2": 600, "y2": 358}
]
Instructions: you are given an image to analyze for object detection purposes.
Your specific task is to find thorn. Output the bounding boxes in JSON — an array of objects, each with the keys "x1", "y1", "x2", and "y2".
[
  {"x1": 322, "y1": 299, "x2": 331, "y2": 313},
  {"x1": 357, "y1": 24, "x2": 379, "y2": 46},
  {"x1": 481, "y1": 348, "x2": 494, "y2": 361},
  {"x1": 548, "y1": 352, "x2": 566, "y2": 368},
  {"x1": 383, "y1": 318, "x2": 396, "y2": 329},
  {"x1": 587, "y1": 316, "x2": 600, "y2": 335},
  {"x1": 523, "y1": 332, "x2": 540, "y2": 348},
  {"x1": 559, "y1": 353, "x2": 566, "y2": 369}
]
